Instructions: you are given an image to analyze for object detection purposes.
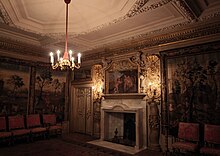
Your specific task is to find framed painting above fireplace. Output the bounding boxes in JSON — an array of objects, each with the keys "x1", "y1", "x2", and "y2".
[
  {"x1": 107, "y1": 69, "x2": 138, "y2": 94},
  {"x1": 104, "y1": 58, "x2": 139, "y2": 94}
]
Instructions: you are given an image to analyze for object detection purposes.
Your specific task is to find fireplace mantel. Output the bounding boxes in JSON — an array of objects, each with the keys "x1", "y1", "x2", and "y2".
[
  {"x1": 99, "y1": 96, "x2": 147, "y2": 152},
  {"x1": 103, "y1": 93, "x2": 146, "y2": 99}
]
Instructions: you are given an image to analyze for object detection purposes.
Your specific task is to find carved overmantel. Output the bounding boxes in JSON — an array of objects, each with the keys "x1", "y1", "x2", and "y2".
[{"x1": 102, "y1": 51, "x2": 148, "y2": 95}]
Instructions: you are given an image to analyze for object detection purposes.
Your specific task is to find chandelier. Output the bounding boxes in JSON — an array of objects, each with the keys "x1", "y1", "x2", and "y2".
[{"x1": 49, "y1": 0, "x2": 81, "y2": 70}]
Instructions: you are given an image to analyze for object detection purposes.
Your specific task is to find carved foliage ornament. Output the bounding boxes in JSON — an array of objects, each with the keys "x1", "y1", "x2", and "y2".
[
  {"x1": 92, "y1": 64, "x2": 104, "y2": 100},
  {"x1": 143, "y1": 55, "x2": 161, "y2": 99},
  {"x1": 107, "y1": 59, "x2": 137, "y2": 72}
]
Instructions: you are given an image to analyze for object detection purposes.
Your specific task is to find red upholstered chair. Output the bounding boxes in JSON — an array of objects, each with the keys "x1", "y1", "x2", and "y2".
[
  {"x1": 0, "y1": 116, "x2": 12, "y2": 145},
  {"x1": 200, "y1": 124, "x2": 220, "y2": 156},
  {"x1": 26, "y1": 114, "x2": 47, "y2": 140},
  {"x1": 8, "y1": 115, "x2": 30, "y2": 143},
  {"x1": 42, "y1": 114, "x2": 62, "y2": 136},
  {"x1": 172, "y1": 122, "x2": 200, "y2": 154}
]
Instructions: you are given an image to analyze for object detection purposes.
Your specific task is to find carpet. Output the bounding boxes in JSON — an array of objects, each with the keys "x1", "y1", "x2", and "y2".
[
  {"x1": 0, "y1": 138, "x2": 114, "y2": 156},
  {"x1": 0, "y1": 133, "x2": 163, "y2": 156}
]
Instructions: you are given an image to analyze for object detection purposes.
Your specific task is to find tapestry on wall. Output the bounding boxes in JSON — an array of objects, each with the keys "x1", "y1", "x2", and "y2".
[
  {"x1": 161, "y1": 42, "x2": 220, "y2": 136},
  {"x1": 0, "y1": 62, "x2": 29, "y2": 115},
  {"x1": 35, "y1": 68, "x2": 66, "y2": 121}
]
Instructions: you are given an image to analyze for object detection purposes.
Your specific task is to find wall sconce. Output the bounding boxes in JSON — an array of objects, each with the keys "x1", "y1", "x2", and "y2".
[
  {"x1": 146, "y1": 81, "x2": 161, "y2": 100},
  {"x1": 92, "y1": 65, "x2": 104, "y2": 100},
  {"x1": 92, "y1": 82, "x2": 103, "y2": 100}
]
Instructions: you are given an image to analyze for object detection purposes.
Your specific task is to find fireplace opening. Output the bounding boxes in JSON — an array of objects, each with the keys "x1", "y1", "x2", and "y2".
[{"x1": 105, "y1": 112, "x2": 136, "y2": 147}]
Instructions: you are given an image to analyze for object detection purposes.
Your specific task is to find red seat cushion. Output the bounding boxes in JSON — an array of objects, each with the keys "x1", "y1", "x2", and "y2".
[
  {"x1": 26, "y1": 114, "x2": 41, "y2": 128},
  {"x1": 200, "y1": 147, "x2": 220, "y2": 156},
  {"x1": 172, "y1": 142, "x2": 199, "y2": 151},
  {"x1": 12, "y1": 129, "x2": 30, "y2": 136},
  {"x1": 8, "y1": 116, "x2": 25, "y2": 130},
  {"x1": 0, "y1": 132, "x2": 12, "y2": 138},
  {"x1": 204, "y1": 124, "x2": 220, "y2": 144},
  {"x1": 178, "y1": 122, "x2": 200, "y2": 141},
  {"x1": 30, "y1": 127, "x2": 47, "y2": 133}
]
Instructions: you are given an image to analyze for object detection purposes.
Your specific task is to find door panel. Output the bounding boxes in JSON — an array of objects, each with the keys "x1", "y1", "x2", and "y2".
[{"x1": 72, "y1": 86, "x2": 93, "y2": 135}]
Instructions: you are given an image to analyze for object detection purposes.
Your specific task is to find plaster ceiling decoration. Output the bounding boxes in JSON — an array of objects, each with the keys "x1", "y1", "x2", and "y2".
[{"x1": 0, "y1": 0, "x2": 220, "y2": 61}]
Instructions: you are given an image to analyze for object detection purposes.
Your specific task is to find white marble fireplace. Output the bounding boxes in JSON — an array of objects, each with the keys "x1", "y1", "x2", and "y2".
[{"x1": 89, "y1": 94, "x2": 147, "y2": 154}]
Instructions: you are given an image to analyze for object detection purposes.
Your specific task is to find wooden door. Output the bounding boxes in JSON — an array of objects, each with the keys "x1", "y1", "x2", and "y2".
[{"x1": 71, "y1": 84, "x2": 93, "y2": 135}]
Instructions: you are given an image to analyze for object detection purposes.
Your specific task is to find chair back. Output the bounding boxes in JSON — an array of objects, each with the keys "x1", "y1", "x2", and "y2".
[
  {"x1": 0, "y1": 116, "x2": 7, "y2": 131},
  {"x1": 8, "y1": 115, "x2": 25, "y2": 130},
  {"x1": 26, "y1": 114, "x2": 41, "y2": 128},
  {"x1": 178, "y1": 122, "x2": 200, "y2": 142},
  {"x1": 43, "y1": 114, "x2": 56, "y2": 126},
  {"x1": 204, "y1": 124, "x2": 220, "y2": 144}
]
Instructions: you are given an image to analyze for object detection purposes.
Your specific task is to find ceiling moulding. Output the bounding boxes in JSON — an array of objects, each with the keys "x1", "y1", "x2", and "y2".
[
  {"x1": 172, "y1": 0, "x2": 199, "y2": 21},
  {"x1": 0, "y1": 37, "x2": 48, "y2": 58},
  {"x1": 0, "y1": 55, "x2": 49, "y2": 68},
  {"x1": 75, "y1": 0, "x2": 173, "y2": 36},
  {"x1": 0, "y1": 49, "x2": 48, "y2": 64},
  {"x1": 82, "y1": 21, "x2": 220, "y2": 62},
  {"x1": 0, "y1": 22, "x2": 45, "y2": 42},
  {"x1": 0, "y1": 0, "x2": 149, "y2": 36},
  {"x1": 86, "y1": 12, "x2": 220, "y2": 52},
  {"x1": 44, "y1": 0, "x2": 176, "y2": 38},
  {"x1": 0, "y1": 2, "x2": 14, "y2": 26},
  {"x1": 45, "y1": 0, "x2": 150, "y2": 38}
]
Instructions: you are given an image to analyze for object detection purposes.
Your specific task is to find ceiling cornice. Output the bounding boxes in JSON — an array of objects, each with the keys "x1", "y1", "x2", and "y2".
[
  {"x1": 0, "y1": 1, "x2": 14, "y2": 26},
  {"x1": 82, "y1": 20, "x2": 220, "y2": 62},
  {"x1": 172, "y1": 0, "x2": 199, "y2": 21},
  {"x1": 1, "y1": 17, "x2": 219, "y2": 63},
  {"x1": 0, "y1": 36, "x2": 47, "y2": 58}
]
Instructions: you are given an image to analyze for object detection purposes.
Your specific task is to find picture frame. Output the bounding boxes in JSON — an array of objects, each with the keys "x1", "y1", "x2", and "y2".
[
  {"x1": 107, "y1": 69, "x2": 138, "y2": 94},
  {"x1": 160, "y1": 41, "x2": 220, "y2": 136},
  {"x1": 105, "y1": 59, "x2": 139, "y2": 94}
]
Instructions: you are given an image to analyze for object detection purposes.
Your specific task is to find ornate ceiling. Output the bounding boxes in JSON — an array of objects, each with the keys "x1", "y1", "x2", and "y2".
[{"x1": 0, "y1": 0, "x2": 220, "y2": 63}]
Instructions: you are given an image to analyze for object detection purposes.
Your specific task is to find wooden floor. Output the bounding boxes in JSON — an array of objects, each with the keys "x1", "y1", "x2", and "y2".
[{"x1": 0, "y1": 133, "x2": 163, "y2": 156}]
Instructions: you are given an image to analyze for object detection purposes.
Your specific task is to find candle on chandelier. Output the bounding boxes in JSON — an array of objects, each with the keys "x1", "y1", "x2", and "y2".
[
  {"x1": 78, "y1": 53, "x2": 81, "y2": 64},
  {"x1": 50, "y1": 52, "x2": 54, "y2": 65},
  {"x1": 71, "y1": 57, "x2": 75, "y2": 64},
  {"x1": 69, "y1": 50, "x2": 72, "y2": 59},
  {"x1": 57, "y1": 50, "x2": 60, "y2": 61}
]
